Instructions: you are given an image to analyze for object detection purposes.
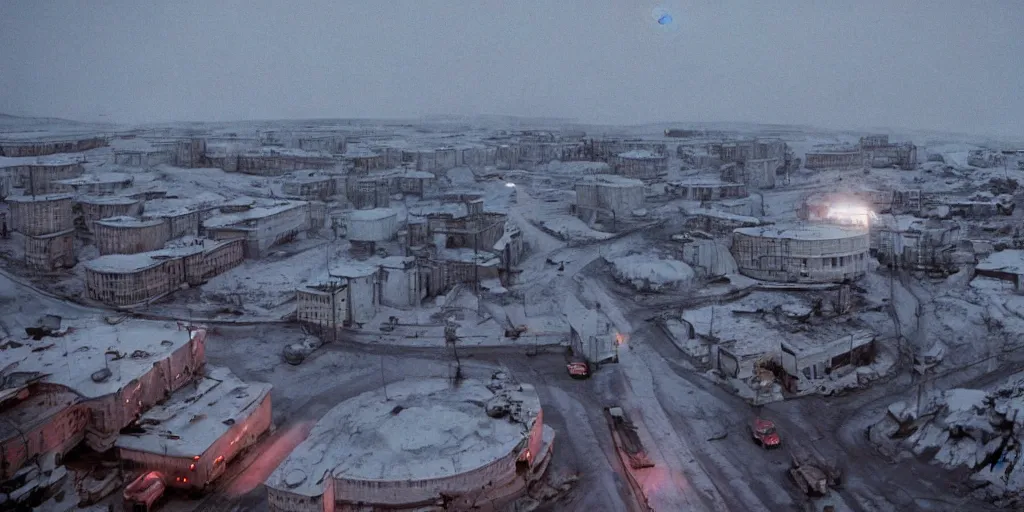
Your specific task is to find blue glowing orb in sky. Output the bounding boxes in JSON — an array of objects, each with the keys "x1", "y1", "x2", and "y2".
[{"x1": 657, "y1": 14, "x2": 673, "y2": 25}]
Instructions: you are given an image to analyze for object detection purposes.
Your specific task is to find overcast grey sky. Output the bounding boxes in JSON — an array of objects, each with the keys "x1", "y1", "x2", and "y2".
[{"x1": 1, "y1": 0, "x2": 1020, "y2": 135}]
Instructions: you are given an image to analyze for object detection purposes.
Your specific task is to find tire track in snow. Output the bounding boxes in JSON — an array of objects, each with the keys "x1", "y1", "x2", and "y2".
[{"x1": 540, "y1": 385, "x2": 635, "y2": 512}]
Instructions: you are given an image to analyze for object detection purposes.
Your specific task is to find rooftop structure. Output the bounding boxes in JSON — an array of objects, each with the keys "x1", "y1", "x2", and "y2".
[
  {"x1": 266, "y1": 377, "x2": 551, "y2": 511},
  {"x1": 116, "y1": 366, "x2": 272, "y2": 490}
]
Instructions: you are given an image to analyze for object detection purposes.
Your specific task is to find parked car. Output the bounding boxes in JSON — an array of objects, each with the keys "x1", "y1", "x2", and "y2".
[
  {"x1": 566, "y1": 361, "x2": 591, "y2": 379},
  {"x1": 750, "y1": 417, "x2": 781, "y2": 448}
]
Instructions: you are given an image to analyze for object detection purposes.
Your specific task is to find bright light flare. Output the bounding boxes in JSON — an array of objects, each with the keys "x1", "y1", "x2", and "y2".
[
  {"x1": 615, "y1": 333, "x2": 628, "y2": 345},
  {"x1": 825, "y1": 203, "x2": 876, "y2": 226},
  {"x1": 505, "y1": 182, "x2": 516, "y2": 188}
]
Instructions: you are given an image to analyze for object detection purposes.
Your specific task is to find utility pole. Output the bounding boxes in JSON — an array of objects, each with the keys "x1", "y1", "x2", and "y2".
[{"x1": 380, "y1": 353, "x2": 389, "y2": 400}]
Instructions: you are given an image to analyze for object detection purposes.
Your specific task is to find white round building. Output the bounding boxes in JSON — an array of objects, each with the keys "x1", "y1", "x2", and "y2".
[
  {"x1": 265, "y1": 376, "x2": 554, "y2": 512},
  {"x1": 731, "y1": 223, "x2": 870, "y2": 283}
]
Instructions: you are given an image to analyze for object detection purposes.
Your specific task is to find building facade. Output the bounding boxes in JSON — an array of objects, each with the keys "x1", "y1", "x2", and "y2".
[
  {"x1": 204, "y1": 201, "x2": 311, "y2": 259},
  {"x1": 804, "y1": 151, "x2": 864, "y2": 170},
  {"x1": 93, "y1": 217, "x2": 171, "y2": 255},
  {"x1": 731, "y1": 224, "x2": 871, "y2": 283}
]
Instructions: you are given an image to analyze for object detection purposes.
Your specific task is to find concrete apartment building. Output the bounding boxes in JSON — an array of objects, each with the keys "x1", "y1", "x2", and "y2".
[{"x1": 203, "y1": 200, "x2": 312, "y2": 259}]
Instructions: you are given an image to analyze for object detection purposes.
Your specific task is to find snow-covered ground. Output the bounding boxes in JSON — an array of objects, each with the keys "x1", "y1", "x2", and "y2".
[{"x1": 3, "y1": 114, "x2": 1022, "y2": 511}]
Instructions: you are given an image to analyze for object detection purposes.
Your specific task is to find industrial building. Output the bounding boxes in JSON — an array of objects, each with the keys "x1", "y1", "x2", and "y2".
[
  {"x1": 666, "y1": 179, "x2": 749, "y2": 201},
  {"x1": 296, "y1": 256, "x2": 425, "y2": 338},
  {"x1": 7, "y1": 194, "x2": 75, "y2": 236},
  {"x1": 721, "y1": 158, "x2": 780, "y2": 189},
  {"x1": 265, "y1": 133, "x2": 348, "y2": 154},
  {"x1": 265, "y1": 377, "x2": 553, "y2": 512},
  {"x1": 53, "y1": 172, "x2": 134, "y2": 196},
  {"x1": 343, "y1": 148, "x2": 385, "y2": 172},
  {"x1": 392, "y1": 170, "x2": 436, "y2": 197},
  {"x1": 203, "y1": 201, "x2": 311, "y2": 258},
  {"x1": 77, "y1": 196, "x2": 143, "y2": 232},
  {"x1": 112, "y1": 147, "x2": 175, "y2": 167},
  {"x1": 216, "y1": 148, "x2": 337, "y2": 176},
  {"x1": 93, "y1": 217, "x2": 171, "y2": 255},
  {"x1": 585, "y1": 139, "x2": 667, "y2": 162},
  {"x1": 804, "y1": 150, "x2": 864, "y2": 170},
  {"x1": 0, "y1": 136, "x2": 107, "y2": 157},
  {"x1": 707, "y1": 139, "x2": 787, "y2": 164},
  {"x1": 115, "y1": 366, "x2": 272, "y2": 491},
  {"x1": 573, "y1": 174, "x2": 645, "y2": 227},
  {"x1": 349, "y1": 176, "x2": 391, "y2": 209},
  {"x1": 874, "y1": 217, "x2": 965, "y2": 273},
  {"x1": 140, "y1": 198, "x2": 220, "y2": 239},
  {"x1": 84, "y1": 239, "x2": 244, "y2": 307},
  {"x1": 1, "y1": 158, "x2": 85, "y2": 194},
  {"x1": 683, "y1": 209, "x2": 763, "y2": 236},
  {"x1": 859, "y1": 135, "x2": 918, "y2": 170},
  {"x1": 281, "y1": 173, "x2": 338, "y2": 200},
  {"x1": 24, "y1": 229, "x2": 77, "y2": 270},
  {"x1": 0, "y1": 323, "x2": 207, "y2": 483},
  {"x1": 731, "y1": 223, "x2": 870, "y2": 283},
  {"x1": 611, "y1": 149, "x2": 668, "y2": 180},
  {"x1": 406, "y1": 195, "x2": 522, "y2": 292}
]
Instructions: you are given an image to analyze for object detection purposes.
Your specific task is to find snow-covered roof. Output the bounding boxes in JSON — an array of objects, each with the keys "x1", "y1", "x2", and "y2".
[
  {"x1": 94, "y1": 216, "x2": 163, "y2": 229},
  {"x1": 346, "y1": 207, "x2": 397, "y2": 222},
  {"x1": 203, "y1": 201, "x2": 307, "y2": 229},
  {"x1": 0, "y1": 386, "x2": 79, "y2": 440},
  {"x1": 283, "y1": 173, "x2": 334, "y2": 184},
  {"x1": 396, "y1": 170, "x2": 435, "y2": 179},
  {"x1": 579, "y1": 174, "x2": 644, "y2": 188},
  {"x1": 669, "y1": 179, "x2": 739, "y2": 187},
  {"x1": 78, "y1": 195, "x2": 140, "y2": 206},
  {"x1": 342, "y1": 147, "x2": 380, "y2": 158},
  {"x1": 688, "y1": 208, "x2": 761, "y2": 225},
  {"x1": 54, "y1": 172, "x2": 131, "y2": 186},
  {"x1": 115, "y1": 366, "x2": 271, "y2": 458},
  {"x1": 435, "y1": 248, "x2": 501, "y2": 265},
  {"x1": 83, "y1": 245, "x2": 206, "y2": 273},
  {"x1": 242, "y1": 147, "x2": 331, "y2": 158},
  {"x1": 734, "y1": 223, "x2": 867, "y2": 241},
  {"x1": 2, "y1": 321, "x2": 202, "y2": 399},
  {"x1": 0, "y1": 154, "x2": 83, "y2": 167},
  {"x1": 5, "y1": 193, "x2": 74, "y2": 203},
  {"x1": 977, "y1": 250, "x2": 1024, "y2": 276},
  {"x1": 407, "y1": 201, "x2": 468, "y2": 218},
  {"x1": 142, "y1": 193, "x2": 226, "y2": 217},
  {"x1": 266, "y1": 378, "x2": 539, "y2": 496},
  {"x1": 617, "y1": 149, "x2": 663, "y2": 159}
]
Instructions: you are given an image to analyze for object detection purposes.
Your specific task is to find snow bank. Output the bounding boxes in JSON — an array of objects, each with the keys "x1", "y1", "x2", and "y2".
[
  {"x1": 607, "y1": 254, "x2": 695, "y2": 293},
  {"x1": 871, "y1": 378, "x2": 1024, "y2": 508}
]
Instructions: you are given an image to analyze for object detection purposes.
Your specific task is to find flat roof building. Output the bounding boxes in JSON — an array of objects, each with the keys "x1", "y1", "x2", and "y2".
[
  {"x1": 265, "y1": 376, "x2": 553, "y2": 511},
  {"x1": 116, "y1": 366, "x2": 272, "y2": 491}
]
